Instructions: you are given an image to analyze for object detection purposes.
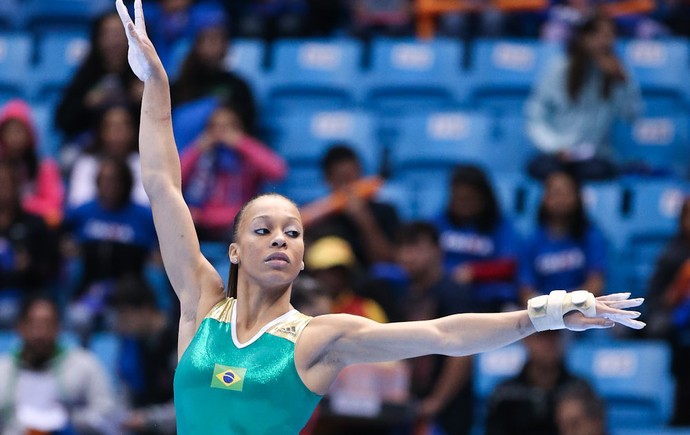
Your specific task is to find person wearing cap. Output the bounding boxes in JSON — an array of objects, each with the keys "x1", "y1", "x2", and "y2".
[
  {"x1": 115, "y1": 2, "x2": 645, "y2": 433},
  {"x1": 0, "y1": 296, "x2": 117, "y2": 434},
  {"x1": 305, "y1": 236, "x2": 388, "y2": 323}
]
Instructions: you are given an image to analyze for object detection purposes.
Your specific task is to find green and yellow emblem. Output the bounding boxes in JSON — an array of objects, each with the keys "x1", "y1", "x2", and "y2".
[{"x1": 211, "y1": 364, "x2": 246, "y2": 391}]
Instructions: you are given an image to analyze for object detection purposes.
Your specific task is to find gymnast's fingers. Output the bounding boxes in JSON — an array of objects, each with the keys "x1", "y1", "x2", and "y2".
[
  {"x1": 134, "y1": 0, "x2": 148, "y2": 37},
  {"x1": 115, "y1": 0, "x2": 133, "y2": 28},
  {"x1": 596, "y1": 292, "x2": 631, "y2": 302},
  {"x1": 601, "y1": 297, "x2": 644, "y2": 309}
]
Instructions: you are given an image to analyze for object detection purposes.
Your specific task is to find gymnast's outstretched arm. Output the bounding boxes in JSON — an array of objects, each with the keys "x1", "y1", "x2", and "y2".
[
  {"x1": 296, "y1": 292, "x2": 645, "y2": 394},
  {"x1": 116, "y1": 0, "x2": 224, "y2": 358}
]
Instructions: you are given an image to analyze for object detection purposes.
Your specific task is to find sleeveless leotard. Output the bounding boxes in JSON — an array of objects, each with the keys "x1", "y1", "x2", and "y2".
[{"x1": 174, "y1": 298, "x2": 322, "y2": 434}]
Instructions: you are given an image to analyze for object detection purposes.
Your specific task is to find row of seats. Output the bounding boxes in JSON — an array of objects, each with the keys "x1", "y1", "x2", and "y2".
[
  {"x1": 184, "y1": 37, "x2": 689, "y2": 118},
  {"x1": 475, "y1": 339, "x2": 675, "y2": 429},
  {"x1": 1, "y1": 33, "x2": 689, "y2": 114},
  {"x1": 0, "y1": 0, "x2": 112, "y2": 35},
  {"x1": 170, "y1": 107, "x2": 689, "y2": 183}
]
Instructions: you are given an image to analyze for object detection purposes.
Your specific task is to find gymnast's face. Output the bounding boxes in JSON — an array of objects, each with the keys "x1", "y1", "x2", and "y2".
[{"x1": 231, "y1": 196, "x2": 304, "y2": 288}]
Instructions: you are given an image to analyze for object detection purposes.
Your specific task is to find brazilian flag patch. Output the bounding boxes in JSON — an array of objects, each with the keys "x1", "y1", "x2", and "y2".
[{"x1": 211, "y1": 364, "x2": 246, "y2": 392}]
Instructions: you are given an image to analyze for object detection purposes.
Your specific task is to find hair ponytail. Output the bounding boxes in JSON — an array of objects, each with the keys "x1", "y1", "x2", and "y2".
[{"x1": 227, "y1": 262, "x2": 238, "y2": 299}]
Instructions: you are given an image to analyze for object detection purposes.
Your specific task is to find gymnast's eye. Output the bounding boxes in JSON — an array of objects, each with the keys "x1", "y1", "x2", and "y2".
[
  {"x1": 254, "y1": 228, "x2": 269, "y2": 235},
  {"x1": 285, "y1": 230, "x2": 300, "y2": 238}
]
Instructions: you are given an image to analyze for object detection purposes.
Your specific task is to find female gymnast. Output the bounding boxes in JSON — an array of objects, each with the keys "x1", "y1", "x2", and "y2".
[{"x1": 115, "y1": 1, "x2": 645, "y2": 433}]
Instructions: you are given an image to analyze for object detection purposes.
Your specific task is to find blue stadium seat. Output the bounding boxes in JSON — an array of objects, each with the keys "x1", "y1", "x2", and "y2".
[
  {"x1": 617, "y1": 179, "x2": 689, "y2": 297},
  {"x1": 273, "y1": 110, "x2": 380, "y2": 174},
  {"x1": 24, "y1": 0, "x2": 112, "y2": 36},
  {"x1": 31, "y1": 102, "x2": 61, "y2": 159},
  {"x1": 272, "y1": 111, "x2": 379, "y2": 205},
  {"x1": 469, "y1": 39, "x2": 562, "y2": 116},
  {"x1": 224, "y1": 39, "x2": 265, "y2": 94},
  {"x1": 363, "y1": 38, "x2": 467, "y2": 114},
  {"x1": 89, "y1": 331, "x2": 121, "y2": 385},
  {"x1": 489, "y1": 114, "x2": 534, "y2": 175},
  {"x1": 613, "y1": 116, "x2": 690, "y2": 177},
  {"x1": 271, "y1": 166, "x2": 329, "y2": 207},
  {"x1": 165, "y1": 37, "x2": 192, "y2": 80},
  {"x1": 567, "y1": 340, "x2": 675, "y2": 428},
  {"x1": 0, "y1": 33, "x2": 32, "y2": 101},
  {"x1": 30, "y1": 32, "x2": 90, "y2": 105},
  {"x1": 491, "y1": 172, "x2": 539, "y2": 235},
  {"x1": 581, "y1": 181, "x2": 626, "y2": 248},
  {"x1": 171, "y1": 96, "x2": 219, "y2": 151},
  {"x1": 391, "y1": 111, "x2": 494, "y2": 175},
  {"x1": 263, "y1": 40, "x2": 362, "y2": 116},
  {"x1": 200, "y1": 241, "x2": 230, "y2": 287},
  {"x1": 619, "y1": 39, "x2": 690, "y2": 116}
]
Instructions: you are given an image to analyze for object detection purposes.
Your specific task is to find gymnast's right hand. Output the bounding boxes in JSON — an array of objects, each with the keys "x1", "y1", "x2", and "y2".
[{"x1": 115, "y1": 0, "x2": 160, "y2": 81}]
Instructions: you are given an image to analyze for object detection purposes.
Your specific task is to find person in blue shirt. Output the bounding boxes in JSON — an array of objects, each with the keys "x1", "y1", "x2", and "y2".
[
  {"x1": 433, "y1": 164, "x2": 521, "y2": 313},
  {"x1": 520, "y1": 170, "x2": 606, "y2": 306},
  {"x1": 63, "y1": 157, "x2": 159, "y2": 330}
]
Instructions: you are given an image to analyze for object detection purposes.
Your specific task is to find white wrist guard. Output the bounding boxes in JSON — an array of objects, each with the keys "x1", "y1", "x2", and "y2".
[{"x1": 527, "y1": 290, "x2": 597, "y2": 331}]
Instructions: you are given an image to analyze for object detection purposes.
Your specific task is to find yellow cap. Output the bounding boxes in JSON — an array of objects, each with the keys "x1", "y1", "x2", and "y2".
[{"x1": 305, "y1": 236, "x2": 356, "y2": 270}]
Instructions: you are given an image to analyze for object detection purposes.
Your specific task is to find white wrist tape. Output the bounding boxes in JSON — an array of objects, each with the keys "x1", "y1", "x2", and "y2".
[{"x1": 527, "y1": 290, "x2": 597, "y2": 331}]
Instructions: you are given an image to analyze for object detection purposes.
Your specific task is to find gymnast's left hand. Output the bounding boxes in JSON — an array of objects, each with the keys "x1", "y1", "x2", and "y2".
[
  {"x1": 115, "y1": 0, "x2": 161, "y2": 81},
  {"x1": 564, "y1": 292, "x2": 645, "y2": 331}
]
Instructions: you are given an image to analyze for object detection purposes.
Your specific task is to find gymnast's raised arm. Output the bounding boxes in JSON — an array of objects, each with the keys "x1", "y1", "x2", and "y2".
[{"x1": 116, "y1": 0, "x2": 224, "y2": 357}]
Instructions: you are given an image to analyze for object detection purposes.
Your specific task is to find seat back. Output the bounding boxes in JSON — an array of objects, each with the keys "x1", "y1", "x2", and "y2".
[{"x1": 567, "y1": 340, "x2": 675, "y2": 428}]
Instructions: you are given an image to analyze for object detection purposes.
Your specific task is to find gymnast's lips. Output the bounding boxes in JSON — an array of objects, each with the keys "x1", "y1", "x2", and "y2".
[{"x1": 264, "y1": 253, "x2": 290, "y2": 263}]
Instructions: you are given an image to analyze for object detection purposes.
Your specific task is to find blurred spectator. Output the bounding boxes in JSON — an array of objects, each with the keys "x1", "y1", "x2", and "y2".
[
  {"x1": 348, "y1": 0, "x2": 412, "y2": 37},
  {"x1": 171, "y1": 20, "x2": 257, "y2": 133},
  {"x1": 109, "y1": 275, "x2": 177, "y2": 435},
  {"x1": 56, "y1": 12, "x2": 142, "y2": 140},
  {"x1": 396, "y1": 222, "x2": 474, "y2": 435},
  {"x1": 290, "y1": 275, "x2": 333, "y2": 317},
  {"x1": 0, "y1": 100, "x2": 65, "y2": 227},
  {"x1": 519, "y1": 170, "x2": 606, "y2": 306},
  {"x1": 0, "y1": 161, "x2": 60, "y2": 319},
  {"x1": 144, "y1": 0, "x2": 229, "y2": 72},
  {"x1": 555, "y1": 383, "x2": 608, "y2": 435},
  {"x1": 180, "y1": 103, "x2": 286, "y2": 241},
  {"x1": 0, "y1": 296, "x2": 117, "y2": 434},
  {"x1": 644, "y1": 196, "x2": 690, "y2": 426},
  {"x1": 307, "y1": 145, "x2": 400, "y2": 267},
  {"x1": 62, "y1": 158, "x2": 158, "y2": 330},
  {"x1": 485, "y1": 330, "x2": 593, "y2": 435},
  {"x1": 68, "y1": 104, "x2": 148, "y2": 208},
  {"x1": 433, "y1": 164, "x2": 520, "y2": 313},
  {"x1": 236, "y1": 0, "x2": 311, "y2": 40},
  {"x1": 525, "y1": 13, "x2": 641, "y2": 181},
  {"x1": 305, "y1": 236, "x2": 388, "y2": 322}
]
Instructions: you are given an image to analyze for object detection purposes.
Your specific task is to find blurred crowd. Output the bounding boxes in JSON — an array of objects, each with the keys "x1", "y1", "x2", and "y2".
[{"x1": 0, "y1": 0, "x2": 689, "y2": 434}]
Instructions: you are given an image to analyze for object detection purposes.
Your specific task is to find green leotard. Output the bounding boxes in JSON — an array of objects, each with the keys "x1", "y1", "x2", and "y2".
[{"x1": 174, "y1": 298, "x2": 322, "y2": 434}]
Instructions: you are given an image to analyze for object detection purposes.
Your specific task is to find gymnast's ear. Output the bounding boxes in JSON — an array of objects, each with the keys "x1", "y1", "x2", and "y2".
[{"x1": 229, "y1": 243, "x2": 240, "y2": 265}]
